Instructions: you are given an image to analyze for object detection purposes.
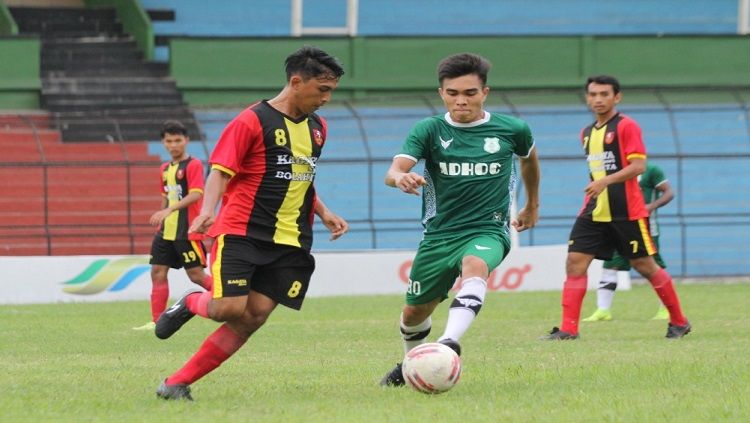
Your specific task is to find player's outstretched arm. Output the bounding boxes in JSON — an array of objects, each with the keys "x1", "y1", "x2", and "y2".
[
  {"x1": 189, "y1": 168, "x2": 231, "y2": 234},
  {"x1": 385, "y1": 157, "x2": 424, "y2": 196},
  {"x1": 512, "y1": 148, "x2": 541, "y2": 232},
  {"x1": 314, "y1": 197, "x2": 349, "y2": 240}
]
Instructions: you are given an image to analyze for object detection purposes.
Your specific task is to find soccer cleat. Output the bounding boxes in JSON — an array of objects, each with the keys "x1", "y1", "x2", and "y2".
[
  {"x1": 651, "y1": 306, "x2": 669, "y2": 321},
  {"x1": 156, "y1": 380, "x2": 193, "y2": 401},
  {"x1": 665, "y1": 321, "x2": 691, "y2": 339},
  {"x1": 379, "y1": 362, "x2": 405, "y2": 387},
  {"x1": 582, "y1": 308, "x2": 613, "y2": 322},
  {"x1": 154, "y1": 291, "x2": 198, "y2": 339},
  {"x1": 438, "y1": 338, "x2": 462, "y2": 356},
  {"x1": 539, "y1": 326, "x2": 579, "y2": 340},
  {"x1": 132, "y1": 321, "x2": 156, "y2": 331}
]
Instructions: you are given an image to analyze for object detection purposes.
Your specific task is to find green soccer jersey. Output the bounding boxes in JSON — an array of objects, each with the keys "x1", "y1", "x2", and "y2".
[
  {"x1": 397, "y1": 111, "x2": 535, "y2": 240},
  {"x1": 638, "y1": 163, "x2": 668, "y2": 236}
]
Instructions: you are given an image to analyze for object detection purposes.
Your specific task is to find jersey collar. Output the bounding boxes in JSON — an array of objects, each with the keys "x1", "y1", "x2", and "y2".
[{"x1": 444, "y1": 111, "x2": 490, "y2": 127}]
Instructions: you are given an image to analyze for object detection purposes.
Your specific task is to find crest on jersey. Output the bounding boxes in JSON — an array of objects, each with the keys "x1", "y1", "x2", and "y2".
[
  {"x1": 176, "y1": 169, "x2": 184, "y2": 180},
  {"x1": 483, "y1": 137, "x2": 501, "y2": 154},
  {"x1": 439, "y1": 135, "x2": 453, "y2": 149},
  {"x1": 312, "y1": 129, "x2": 324, "y2": 146},
  {"x1": 605, "y1": 132, "x2": 615, "y2": 144}
]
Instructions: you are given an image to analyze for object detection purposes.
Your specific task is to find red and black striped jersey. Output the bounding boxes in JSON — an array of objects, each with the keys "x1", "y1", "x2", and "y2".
[
  {"x1": 578, "y1": 113, "x2": 649, "y2": 222},
  {"x1": 207, "y1": 101, "x2": 326, "y2": 251},
  {"x1": 158, "y1": 156, "x2": 205, "y2": 241}
]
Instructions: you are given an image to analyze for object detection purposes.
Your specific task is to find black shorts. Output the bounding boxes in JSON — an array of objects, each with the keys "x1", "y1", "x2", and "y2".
[
  {"x1": 568, "y1": 217, "x2": 657, "y2": 261},
  {"x1": 210, "y1": 234, "x2": 316, "y2": 310},
  {"x1": 149, "y1": 235, "x2": 207, "y2": 269}
]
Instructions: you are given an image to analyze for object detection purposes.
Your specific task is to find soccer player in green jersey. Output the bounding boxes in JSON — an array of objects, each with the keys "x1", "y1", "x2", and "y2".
[
  {"x1": 379, "y1": 53, "x2": 541, "y2": 387},
  {"x1": 582, "y1": 162, "x2": 674, "y2": 322}
]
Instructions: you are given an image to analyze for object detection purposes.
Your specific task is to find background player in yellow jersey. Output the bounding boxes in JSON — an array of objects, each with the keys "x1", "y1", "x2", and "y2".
[
  {"x1": 133, "y1": 120, "x2": 211, "y2": 331},
  {"x1": 541, "y1": 75, "x2": 690, "y2": 340},
  {"x1": 583, "y1": 162, "x2": 675, "y2": 322}
]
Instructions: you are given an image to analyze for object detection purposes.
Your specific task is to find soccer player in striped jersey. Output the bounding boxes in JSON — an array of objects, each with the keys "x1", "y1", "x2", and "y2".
[
  {"x1": 380, "y1": 53, "x2": 541, "y2": 387},
  {"x1": 133, "y1": 120, "x2": 211, "y2": 331},
  {"x1": 542, "y1": 75, "x2": 690, "y2": 340},
  {"x1": 582, "y1": 162, "x2": 674, "y2": 322},
  {"x1": 153, "y1": 46, "x2": 348, "y2": 401}
]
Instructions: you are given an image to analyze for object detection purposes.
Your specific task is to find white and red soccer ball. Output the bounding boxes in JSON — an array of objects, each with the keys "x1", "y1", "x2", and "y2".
[{"x1": 402, "y1": 342, "x2": 462, "y2": 394}]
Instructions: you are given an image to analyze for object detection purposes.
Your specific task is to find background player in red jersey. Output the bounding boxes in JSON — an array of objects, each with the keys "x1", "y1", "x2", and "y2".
[
  {"x1": 541, "y1": 75, "x2": 690, "y2": 340},
  {"x1": 133, "y1": 120, "x2": 211, "y2": 331},
  {"x1": 152, "y1": 46, "x2": 348, "y2": 400}
]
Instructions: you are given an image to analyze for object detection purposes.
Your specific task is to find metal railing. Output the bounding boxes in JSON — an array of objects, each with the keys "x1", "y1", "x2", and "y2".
[{"x1": 2, "y1": 87, "x2": 750, "y2": 277}]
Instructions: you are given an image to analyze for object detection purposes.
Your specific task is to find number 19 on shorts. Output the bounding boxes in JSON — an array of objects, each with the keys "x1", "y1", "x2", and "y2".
[{"x1": 407, "y1": 279, "x2": 421, "y2": 295}]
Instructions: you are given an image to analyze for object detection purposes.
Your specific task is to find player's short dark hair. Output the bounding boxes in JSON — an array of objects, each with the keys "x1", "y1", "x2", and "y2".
[
  {"x1": 285, "y1": 46, "x2": 345, "y2": 81},
  {"x1": 160, "y1": 120, "x2": 188, "y2": 138},
  {"x1": 586, "y1": 75, "x2": 621, "y2": 94},
  {"x1": 437, "y1": 53, "x2": 492, "y2": 86}
]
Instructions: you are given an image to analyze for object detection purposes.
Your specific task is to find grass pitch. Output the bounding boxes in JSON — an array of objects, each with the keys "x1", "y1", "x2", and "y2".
[{"x1": 1, "y1": 283, "x2": 748, "y2": 422}]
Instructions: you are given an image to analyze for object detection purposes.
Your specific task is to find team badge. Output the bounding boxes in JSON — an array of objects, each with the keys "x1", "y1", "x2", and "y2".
[
  {"x1": 439, "y1": 135, "x2": 453, "y2": 149},
  {"x1": 176, "y1": 169, "x2": 184, "y2": 180},
  {"x1": 313, "y1": 129, "x2": 324, "y2": 146},
  {"x1": 483, "y1": 137, "x2": 501, "y2": 154},
  {"x1": 605, "y1": 132, "x2": 615, "y2": 144}
]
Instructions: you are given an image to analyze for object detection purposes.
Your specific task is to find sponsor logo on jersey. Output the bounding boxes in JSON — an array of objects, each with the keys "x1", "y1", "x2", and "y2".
[
  {"x1": 312, "y1": 129, "x2": 324, "y2": 146},
  {"x1": 439, "y1": 135, "x2": 453, "y2": 149},
  {"x1": 483, "y1": 137, "x2": 501, "y2": 153},
  {"x1": 587, "y1": 151, "x2": 618, "y2": 171},
  {"x1": 438, "y1": 161, "x2": 502, "y2": 176},
  {"x1": 227, "y1": 278, "x2": 248, "y2": 287}
]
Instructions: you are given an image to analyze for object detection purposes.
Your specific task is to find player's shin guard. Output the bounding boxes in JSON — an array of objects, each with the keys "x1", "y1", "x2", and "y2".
[
  {"x1": 400, "y1": 314, "x2": 431, "y2": 353},
  {"x1": 561, "y1": 275, "x2": 588, "y2": 335},
  {"x1": 440, "y1": 276, "x2": 487, "y2": 343},
  {"x1": 648, "y1": 268, "x2": 688, "y2": 326},
  {"x1": 150, "y1": 281, "x2": 169, "y2": 322},
  {"x1": 166, "y1": 324, "x2": 247, "y2": 385},
  {"x1": 597, "y1": 268, "x2": 618, "y2": 310}
]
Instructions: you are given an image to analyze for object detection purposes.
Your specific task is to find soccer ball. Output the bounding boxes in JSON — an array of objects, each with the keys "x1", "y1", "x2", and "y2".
[{"x1": 402, "y1": 342, "x2": 461, "y2": 394}]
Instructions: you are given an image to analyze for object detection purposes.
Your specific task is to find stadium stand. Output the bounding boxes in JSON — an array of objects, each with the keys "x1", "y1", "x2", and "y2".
[
  {"x1": 9, "y1": 6, "x2": 200, "y2": 141},
  {"x1": 0, "y1": 1, "x2": 747, "y2": 277},
  {"x1": 0, "y1": 112, "x2": 159, "y2": 255}
]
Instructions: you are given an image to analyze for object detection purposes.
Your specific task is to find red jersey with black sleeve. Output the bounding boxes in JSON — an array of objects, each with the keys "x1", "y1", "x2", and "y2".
[
  {"x1": 207, "y1": 101, "x2": 326, "y2": 251},
  {"x1": 578, "y1": 113, "x2": 649, "y2": 222},
  {"x1": 158, "y1": 156, "x2": 205, "y2": 241}
]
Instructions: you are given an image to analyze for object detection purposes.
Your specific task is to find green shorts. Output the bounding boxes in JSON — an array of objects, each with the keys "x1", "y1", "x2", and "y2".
[
  {"x1": 602, "y1": 236, "x2": 666, "y2": 270},
  {"x1": 406, "y1": 233, "x2": 509, "y2": 305}
]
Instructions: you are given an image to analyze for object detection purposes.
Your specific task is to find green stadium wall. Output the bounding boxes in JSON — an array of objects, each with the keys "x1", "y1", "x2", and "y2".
[
  {"x1": 170, "y1": 35, "x2": 750, "y2": 106},
  {"x1": 0, "y1": 38, "x2": 40, "y2": 109}
]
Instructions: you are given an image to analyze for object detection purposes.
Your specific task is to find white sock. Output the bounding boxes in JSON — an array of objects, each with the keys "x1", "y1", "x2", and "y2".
[
  {"x1": 400, "y1": 313, "x2": 431, "y2": 353},
  {"x1": 597, "y1": 268, "x2": 618, "y2": 310},
  {"x1": 439, "y1": 276, "x2": 487, "y2": 342}
]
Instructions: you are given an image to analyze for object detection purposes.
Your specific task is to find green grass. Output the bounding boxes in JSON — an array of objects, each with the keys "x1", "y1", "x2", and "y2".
[{"x1": 1, "y1": 283, "x2": 749, "y2": 422}]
